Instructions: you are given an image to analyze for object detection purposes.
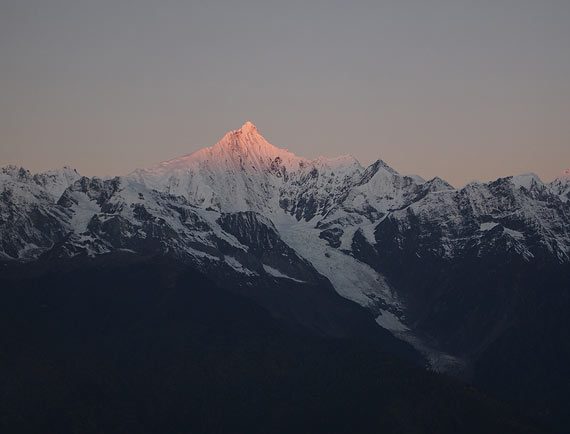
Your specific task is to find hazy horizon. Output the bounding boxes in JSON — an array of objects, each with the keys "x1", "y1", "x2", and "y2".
[{"x1": 2, "y1": 1, "x2": 569, "y2": 185}]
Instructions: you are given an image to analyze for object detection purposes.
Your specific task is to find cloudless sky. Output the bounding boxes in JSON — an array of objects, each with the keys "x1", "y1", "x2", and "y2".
[{"x1": 1, "y1": 0, "x2": 569, "y2": 185}]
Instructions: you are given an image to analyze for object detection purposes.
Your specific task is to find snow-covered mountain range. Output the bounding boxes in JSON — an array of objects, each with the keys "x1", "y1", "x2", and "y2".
[{"x1": 2, "y1": 122, "x2": 570, "y2": 371}]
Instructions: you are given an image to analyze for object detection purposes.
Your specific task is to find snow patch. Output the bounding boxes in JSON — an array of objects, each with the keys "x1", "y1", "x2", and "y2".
[
  {"x1": 273, "y1": 212, "x2": 402, "y2": 309},
  {"x1": 225, "y1": 256, "x2": 258, "y2": 276},
  {"x1": 480, "y1": 222, "x2": 499, "y2": 231},
  {"x1": 503, "y1": 228, "x2": 525, "y2": 240},
  {"x1": 375, "y1": 310, "x2": 409, "y2": 332},
  {"x1": 262, "y1": 264, "x2": 305, "y2": 283}
]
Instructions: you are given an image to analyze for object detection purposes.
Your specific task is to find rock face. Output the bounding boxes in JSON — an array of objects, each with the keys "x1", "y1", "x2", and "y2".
[
  {"x1": 0, "y1": 166, "x2": 79, "y2": 260},
  {"x1": 1, "y1": 123, "x2": 570, "y2": 430}
]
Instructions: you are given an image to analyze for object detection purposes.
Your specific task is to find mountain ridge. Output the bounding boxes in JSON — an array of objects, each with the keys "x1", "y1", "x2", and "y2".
[
  {"x1": 2, "y1": 122, "x2": 570, "y2": 431},
  {"x1": 2, "y1": 123, "x2": 569, "y2": 322},
  {"x1": 2, "y1": 123, "x2": 569, "y2": 364}
]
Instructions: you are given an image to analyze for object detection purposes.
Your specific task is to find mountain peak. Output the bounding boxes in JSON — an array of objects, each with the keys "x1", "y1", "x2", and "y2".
[
  {"x1": 511, "y1": 173, "x2": 543, "y2": 190},
  {"x1": 214, "y1": 121, "x2": 281, "y2": 156},
  {"x1": 239, "y1": 121, "x2": 258, "y2": 134},
  {"x1": 217, "y1": 121, "x2": 265, "y2": 148},
  {"x1": 137, "y1": 122, "x2": 303, "y2": 179}
]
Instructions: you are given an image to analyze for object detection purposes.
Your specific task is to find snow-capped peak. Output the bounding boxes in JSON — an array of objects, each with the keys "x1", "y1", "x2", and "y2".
[
  {"x1": 34, "y1": 166, "x2": 81, "y2": 199},
  {"x1": 217, "y1": 121, "x2": 262, "y2": 146},
  {"x1": 1, "y1": 165, "x2": 81, "y2": 201},
  {"x1": 212, "y1": 121, "x2": 300, "y2": 164},
  {"x1": 550, "y1": 168, "x2": 570, "y2": 202},
  {"x1": 240, "y1": 120, "x2": 258, "y2": 134},
  {"x1": 128, "y1": 122, "x2": 370, "y2": 214},
  {"x1": 511, "y1": 173, "x2": 543, "y2": 190},
  {"x1": 138, "y1": 122, "x2": 303, "y2": 176}
]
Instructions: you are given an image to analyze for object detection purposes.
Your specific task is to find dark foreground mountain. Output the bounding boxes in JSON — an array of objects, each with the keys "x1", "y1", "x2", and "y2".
[{"x1": 0, "y1": 255, "x2": 542, "y2": 434}]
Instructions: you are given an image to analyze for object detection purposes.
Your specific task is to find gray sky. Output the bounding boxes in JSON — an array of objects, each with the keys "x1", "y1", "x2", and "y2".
[{"x1": 1, "y1": 0, "x2": 569, "y2": 185}]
